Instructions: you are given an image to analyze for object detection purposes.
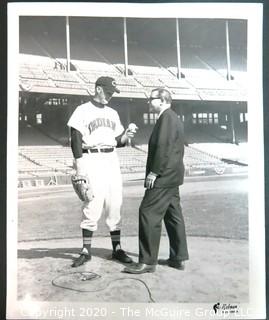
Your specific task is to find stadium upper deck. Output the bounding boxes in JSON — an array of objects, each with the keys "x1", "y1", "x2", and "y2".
[{"x1": 19, "y1": 16, "x2": 247, "y2": 101}]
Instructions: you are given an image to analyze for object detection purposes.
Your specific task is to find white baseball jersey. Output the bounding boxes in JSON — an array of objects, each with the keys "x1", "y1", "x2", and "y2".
[
  {"x1": 67, "y1": 100, "x2": 124, "y2": 148},
  {"x1": 67, "y1": 99, "x2": 124, "y2": 232}
]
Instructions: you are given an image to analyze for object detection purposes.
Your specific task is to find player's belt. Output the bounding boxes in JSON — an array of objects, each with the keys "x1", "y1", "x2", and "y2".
[{"x1": 83, "y1": 147, "x2": 114, "y2": 153}]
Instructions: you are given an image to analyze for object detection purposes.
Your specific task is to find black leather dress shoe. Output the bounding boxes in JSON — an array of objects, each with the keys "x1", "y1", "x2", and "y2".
[
  {"x1": 123, "y1": 263, "x2": 156, "y2": 274},
  {"x1": 158, "y1": 259, "x2": 185, "y2": 270},
  {"x1": 71, "y1": 254, "x2": 91, "y2": 268},
  {"x1": 112, "y1": 249, "x2": 133, "y2": 263}
]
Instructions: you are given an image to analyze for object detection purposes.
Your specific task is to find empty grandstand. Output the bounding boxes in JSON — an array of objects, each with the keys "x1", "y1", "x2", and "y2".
[{"x1": 18, "y1": 16, "x2": 248, "y2": 187}]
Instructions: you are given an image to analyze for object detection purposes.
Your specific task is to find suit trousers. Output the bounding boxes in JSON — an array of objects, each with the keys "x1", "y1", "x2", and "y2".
[{"x1": 139, "y1": 186, "x2": 189, "y2": 265}]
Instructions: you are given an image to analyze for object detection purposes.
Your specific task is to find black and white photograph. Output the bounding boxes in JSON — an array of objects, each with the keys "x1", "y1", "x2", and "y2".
[{"x1": 6, "y1": 2, "x2": 265, "y2": 319}]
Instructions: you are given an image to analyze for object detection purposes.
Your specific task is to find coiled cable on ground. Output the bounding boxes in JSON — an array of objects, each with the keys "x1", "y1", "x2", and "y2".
[{"x1": 51, "y1": 271, "x2": 155, "y2": 303}]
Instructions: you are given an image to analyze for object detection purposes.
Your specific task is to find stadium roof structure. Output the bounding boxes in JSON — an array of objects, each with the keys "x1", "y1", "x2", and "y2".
[{"x1": 19, "y1": 16, "x2": 247, "y2": 101}]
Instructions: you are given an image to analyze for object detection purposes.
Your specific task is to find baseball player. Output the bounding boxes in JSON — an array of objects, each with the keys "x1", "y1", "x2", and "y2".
[{"x1": 67, "y1": 76, "x2": 137, "y2": 267}]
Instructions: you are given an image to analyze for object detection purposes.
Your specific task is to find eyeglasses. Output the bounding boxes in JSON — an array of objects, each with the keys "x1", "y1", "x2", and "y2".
[{"x1": 149, "y1": 97, "x2": 160, "y2": 101}]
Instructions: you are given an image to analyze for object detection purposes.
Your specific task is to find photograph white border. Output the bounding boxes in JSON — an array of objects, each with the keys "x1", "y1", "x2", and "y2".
[{"x1": 7, "y1": 2, "x2": 265, "y2": 319}]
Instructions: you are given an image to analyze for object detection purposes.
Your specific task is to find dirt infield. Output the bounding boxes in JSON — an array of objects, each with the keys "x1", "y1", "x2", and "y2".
[
  {"x1": 17, "y1": 236, "x2": 248, "y2": 303},
  {"x1": 16, "y1": 174, "x2": 249, "y2": 305}
]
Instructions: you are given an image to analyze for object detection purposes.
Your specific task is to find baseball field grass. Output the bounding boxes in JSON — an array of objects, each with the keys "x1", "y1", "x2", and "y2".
[{"x1": 18, "y1": 175, "x2": 248, "y2": 241}]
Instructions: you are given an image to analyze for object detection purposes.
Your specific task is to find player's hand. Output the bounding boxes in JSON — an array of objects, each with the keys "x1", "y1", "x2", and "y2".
[
  {"x1": 121, "y1": 123, "x2": 138, "y2": 145},
  {"x1": 125, "y1": 130, "x2": 135, "y2": 138},
  {"x1": 145, "y1": 172, "x2": 157, "y2": 189},
  {"x1": 125, "y1": 123, "x2": 138, "y2": 138}
]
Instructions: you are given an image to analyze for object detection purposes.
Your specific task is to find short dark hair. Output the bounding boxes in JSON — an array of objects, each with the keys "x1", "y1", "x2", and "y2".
[{"x1": 151, "y1": 88, "x2": 172, "y2": 104}]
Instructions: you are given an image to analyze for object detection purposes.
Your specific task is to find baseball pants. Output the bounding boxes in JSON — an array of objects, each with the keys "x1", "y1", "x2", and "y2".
[{"x1": 79, "y1": 150, "x2": 122, "y2": 232}]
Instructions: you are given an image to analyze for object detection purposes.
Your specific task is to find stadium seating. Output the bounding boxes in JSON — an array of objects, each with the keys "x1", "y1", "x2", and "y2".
[
  {"x1": 18, "y1": 140, "x2": 247, "y2": 187},
  {"x1": 19, "y1": 51, "x2": 246, "y2": 100},
  {"x1": 117, "y1": 146, "x2": 147, "y2": 173},
  {"x1": 18, "y1": 153, "x2": 43, "y2": 173},
  {"x1": 190, "y1": 142, "x2": 248, "y2": 165},
  {"x1": 130, "y1": 65, "x2": 170, "y2": 90},
  {"x1": 20, "y1": 65, "x2": 48, "y2": 80},
  {"x1": 43, "y1": 69, "x2": 79, "y2": 82},
  {"x1": 18, "y1": 143, "x2": 222, "y2": 174},
  {"x1": 18, "y1": 18, "x2": 248, "y2": 185},
  {"x1": 19, "y1": 146, "x2": 73, "y2": 174},
  {"x1": 128, "y1": 65, "x2": 169, "y2": 76},
  {"x1": 184, "y1": 145, "x2": 223, "y2": 167},
  {"x1": 20, "y1": 58, "x2": 56, "y2": 89},
  {"x1": 134, "y1": 76, "x2": 163, "y2": 89},
  {"x1": 75, "y1": 60, "x2": 118, "y2": 72},
  {"x1": 134, "y1": 144, "x2": 226, "y2": 172}
]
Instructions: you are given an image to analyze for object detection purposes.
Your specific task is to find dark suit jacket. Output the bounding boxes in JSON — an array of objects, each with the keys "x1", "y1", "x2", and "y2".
[{"x1": 145, "y1": 108, "x2": 185, "y2": 188}]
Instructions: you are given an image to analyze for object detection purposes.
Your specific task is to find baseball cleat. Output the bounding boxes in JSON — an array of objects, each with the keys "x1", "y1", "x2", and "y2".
[
  {"x1": 158, "y1": 259, "x2": 185, "y2": 270},
  {"x1": 123, "y1": 263, "x2": 156, "y2": 274},
  {"x1": 71, "y1": 254, "x2": 91, "y2": 268},
  {"x1": 112, "y1": 249, "x2": 133, "y2": 263}
]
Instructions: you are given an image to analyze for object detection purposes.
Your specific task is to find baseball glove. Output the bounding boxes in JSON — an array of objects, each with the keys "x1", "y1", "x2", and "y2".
[{"x1": 71, "y1": 175, "x2": 94, "y2": 202}]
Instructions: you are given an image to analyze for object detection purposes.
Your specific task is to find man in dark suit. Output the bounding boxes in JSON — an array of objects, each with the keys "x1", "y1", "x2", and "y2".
[{"x1": 123, "y1": 88, "x2": 189, "y2": 274}]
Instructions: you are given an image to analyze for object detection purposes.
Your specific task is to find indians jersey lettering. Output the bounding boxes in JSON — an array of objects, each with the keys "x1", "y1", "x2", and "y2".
[
  {"x1": 67, "y1": 101, "x2": 124, "y2": 147},
  {"x1": 88, "y1": 118, "x2": 116, "y2": 134}
]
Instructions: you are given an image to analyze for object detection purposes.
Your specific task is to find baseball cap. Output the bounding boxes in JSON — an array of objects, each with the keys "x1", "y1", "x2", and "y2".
[{"x1": 95, "y1": 76, "x2": 120, "y2": 93}]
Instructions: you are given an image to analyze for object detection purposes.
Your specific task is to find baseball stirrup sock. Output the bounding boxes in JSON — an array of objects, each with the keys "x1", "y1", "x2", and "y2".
[
  {"x1": 82, "y1": 229, "x2": 93, "y2": 255},
  {"x1": 110, "y1": 230, "x2": 121, "y2": 252}
]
